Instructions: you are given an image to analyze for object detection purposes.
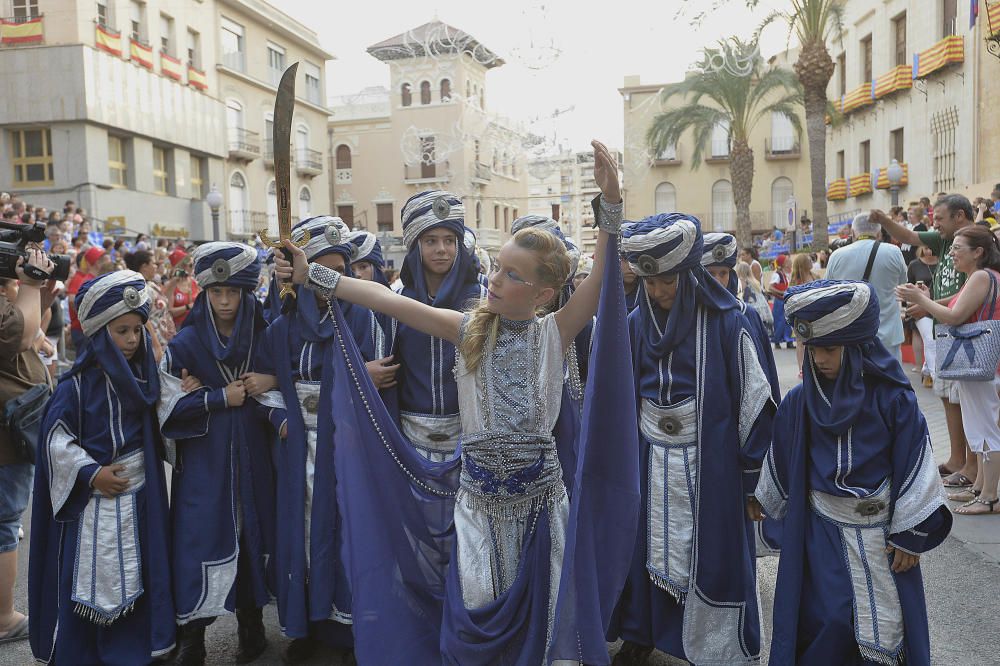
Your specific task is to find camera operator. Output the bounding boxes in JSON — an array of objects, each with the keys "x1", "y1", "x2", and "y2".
[{"x1": 0, "y1": 247, "x2": 55, "y2": 645}]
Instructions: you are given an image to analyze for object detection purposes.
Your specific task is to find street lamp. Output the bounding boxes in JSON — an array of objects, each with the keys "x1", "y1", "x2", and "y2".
[
  {"x1": 205, "y1": 184, "x2": 223, "y2": 241},
  {"x1": 886, "y1": 159, "x2": 904, "y2": 208}
]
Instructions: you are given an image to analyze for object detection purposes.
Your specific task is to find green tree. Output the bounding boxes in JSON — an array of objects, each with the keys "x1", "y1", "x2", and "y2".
[{"x1": 646, "y1": 37, "x2": 802, "y2": 248}]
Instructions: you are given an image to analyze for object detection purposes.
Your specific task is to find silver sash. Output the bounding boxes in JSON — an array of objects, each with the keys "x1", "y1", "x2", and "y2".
[
  {"x1": 72, "y1": 448, "x2": 147, "y2": 625},
  {"x1": 400, "y1": 411, "x2": 461, "y2": 462},
  {"x1": 642, "y1": 397, "x2": 697, "y2": 602},
  {"x1": 810, "y1": 481, "x2": 905, "y2": 666}
]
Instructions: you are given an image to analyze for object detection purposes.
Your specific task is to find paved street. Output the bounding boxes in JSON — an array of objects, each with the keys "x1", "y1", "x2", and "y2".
[{"x1": 3, "y1": 346, "x2": 1000, "y2": 665}]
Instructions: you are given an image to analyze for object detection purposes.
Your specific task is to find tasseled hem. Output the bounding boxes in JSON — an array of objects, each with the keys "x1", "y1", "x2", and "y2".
[
  {"x1": 460, "y1": 483, "x2": 565, "y2": 522},
  {"x1": 647, "y1": 569, "x2": 687, "y2": 604},
  {"x1": 73, "y1": 599, "x2": 137, "y2": 626},
  {"x1": 858, "y1": 642, "x2": 904, "y2": 666}
]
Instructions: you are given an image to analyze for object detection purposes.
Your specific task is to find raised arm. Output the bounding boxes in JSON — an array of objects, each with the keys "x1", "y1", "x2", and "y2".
[
  {"x1": 870, "y1": 209, "x2": 921, "y2": 247},
  {"x1": 275, "y1": 245, "x2": 464, "y2": 345},
  {"x1": 554, "y1": 140, "x2": 621, "y2": 350}
]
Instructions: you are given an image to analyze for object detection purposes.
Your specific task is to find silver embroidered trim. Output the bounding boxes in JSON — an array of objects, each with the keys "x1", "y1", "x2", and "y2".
[
  {"x1": 306, "y1": 262, "x2": 341, "y2": 301},
  {"x1": 77, "y1": 271, "x2": 150, "y2": 337},
  {"x1": 192, "y1": 242, "x2": 257, "y2": 288},
  {"x1": 400, "y1": 411, "x2": 461, "y2": 456},
  {"x1": 622, "y1": 219, "x2": 699, "y2": 276},
  {"x1": 640, "y1": 397, "x2": 696, "y2": 447},
  {"x1": 700, "y1": 233, "x2": 738, "y2": 266},
  {"x1": 783, "y1": 282, "x2": 872, "y2": 340},
  {"x1": 737, "y1": 330, "x2": 774, "y2": 448},
  {"x1": 754, "y1": 447, "x2": 788, "y2": 520}
]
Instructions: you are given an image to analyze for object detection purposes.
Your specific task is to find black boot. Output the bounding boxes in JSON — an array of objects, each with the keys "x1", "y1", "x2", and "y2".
[
  {"x1": 611, "y1": 641, "x2": 654, "y2": 666},
  {"x1": 173, "y1": 624, "x2": 207, "y2": 666},
  {"x1": 234, "y1": 607, "x2": 268, "y2": 664},
  {"x1": 282, "y1": 636, "x2": 318, "y2": 665}
]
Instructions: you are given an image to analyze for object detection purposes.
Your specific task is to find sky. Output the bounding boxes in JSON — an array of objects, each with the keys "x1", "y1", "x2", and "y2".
[{"x1": 279, "y1": 0, "x2": 794, "y2": 152}]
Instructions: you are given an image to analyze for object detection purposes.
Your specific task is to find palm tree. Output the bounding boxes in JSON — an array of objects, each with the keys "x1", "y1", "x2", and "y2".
[{"x1": 646, "y1": 37, "x2": 802, "y2": 248}]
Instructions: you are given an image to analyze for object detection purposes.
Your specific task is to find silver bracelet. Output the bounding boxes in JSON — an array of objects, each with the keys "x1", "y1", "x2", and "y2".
[
  {"x1": 594, "y1": 195, "x2": 623, "y2": 235},
  {"x1": 306, "y1": 262, "x2": 341, "y2": 301}
]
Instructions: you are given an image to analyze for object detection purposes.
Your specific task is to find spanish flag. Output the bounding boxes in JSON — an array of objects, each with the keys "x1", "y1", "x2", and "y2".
[
  {"x1": 0, "y1": 16, "x2": 43, "y2": 45},
  {"x1": 188, "y1": 66, "x2": 208, "y2": 90},
  {"x1": 130, "y1": 39, "x2": 153, "y2": 69},
  {"x1": 160, "y1": 52, "x2": 183, "y2": 80},
  {"x1": 95, "y1": 24, "x2": 121, "y2": 56}
]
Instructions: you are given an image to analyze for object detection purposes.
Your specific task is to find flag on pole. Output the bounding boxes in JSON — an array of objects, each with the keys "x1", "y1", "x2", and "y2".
[{"x1": 972, "y1": 0, "x2": 980, "y2": 30}]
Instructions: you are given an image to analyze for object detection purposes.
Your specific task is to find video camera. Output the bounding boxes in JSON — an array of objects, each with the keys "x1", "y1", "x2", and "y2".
[{"x1": 0, "y1": 221, "x2": 71, "y2": 282}]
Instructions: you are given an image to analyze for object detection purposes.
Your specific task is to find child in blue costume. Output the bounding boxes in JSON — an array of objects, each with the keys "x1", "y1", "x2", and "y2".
[
  {"x1": 610, "y1": 214, "x2": 775, "y2": 666},
  {"x1": 393, "y1": 190, "x2": 487, "y2": 462},
  {"x1": 251, "y1": 216, "x2": 381, "y2": 665},
  {"x1": 29, "y1": 270, "x2": 174, "y2": 665},
  {"x1": 755, "y1": 280, "x2": 952, "y2": 665},
  {"x1": 157, "y1": 242, "x2": 275, "y2": 665},
  {"x1": 346, "y1": 230, "x2": 398, "y2": 402}
]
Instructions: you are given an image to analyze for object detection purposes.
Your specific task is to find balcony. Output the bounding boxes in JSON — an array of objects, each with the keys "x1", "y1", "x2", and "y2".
[
  {"x1": 221, "y1": 50, "x2": 245, "y2": 73},
  {"x1": 827, "y1": 178, "x2": 848, "y2": 201},
  {"x1": 470, "y1": 162, "x2": 492, "y2": 184},
  {"x1": 227, "y1": 210, "x2": 266, "y2": 237},
  {"x1": 874, "y1": 162, "x2": 910, "y2": 190},
  {"x1": 874, "y1": 65, "x2": 912, "y2": 99},
  {"x1": 914, "y1": 35, "x2": 964, "y2": 79},
  {"x1": 848, "y1": 173, "x2": 873, "y2": 198},
  {"x1": 765, "y1": 137, "x2": 801, "y2": 160},
  {"x1": 228, "y1": 128, "x2": 260, "y2": 161},
  {"x1": 1, "y1": 14, "x2": 44, "y2": 47},
  {"x1": 404, "y1": 161, "x2": 450, "y2": 184},
  {"x1": 296, "y1": 149, "x2": 323, "y2": 177},
  {"x1": 263, "y1": 140, "x2": 274, "y2": 168}
]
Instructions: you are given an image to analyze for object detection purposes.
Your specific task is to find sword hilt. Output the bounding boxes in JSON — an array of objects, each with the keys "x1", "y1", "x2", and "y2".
[{"x1": 259, "y1": 228, "x2": 310, "y2": 301}]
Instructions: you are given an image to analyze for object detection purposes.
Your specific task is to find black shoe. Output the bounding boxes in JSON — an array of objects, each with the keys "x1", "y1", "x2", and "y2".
[
  {"x1": 235, "y1": 607, "x2": 268, "y2": 664},
  {"x1": 612, "y1": 641, "x2": 654, "y2": 666},
  {"x1": 173, "y1": 624, "x2": 206, "y2": 666},
  {"x1": 774, "y1": 343, "x2": 782, "y2": 350},
  {"x1": 283, "y1": 637, "x2": 318, "y2": 665},
  {"x1": 786, "y1": 342, "x2": 795, "y2": 349}
]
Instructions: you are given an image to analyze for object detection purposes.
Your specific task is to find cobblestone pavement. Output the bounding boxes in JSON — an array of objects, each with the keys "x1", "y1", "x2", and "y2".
[{"x1": 3, "y1": 346, "x2": 999, "y2": 665}]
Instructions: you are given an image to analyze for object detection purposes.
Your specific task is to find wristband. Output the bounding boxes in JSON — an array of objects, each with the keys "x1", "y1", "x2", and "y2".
[
  {"x1": 593, "y1": 195, "x2": 623, "y2": 235},
  {"x1": 306, "y1": 263, "x2": 341, "y2": 301}
]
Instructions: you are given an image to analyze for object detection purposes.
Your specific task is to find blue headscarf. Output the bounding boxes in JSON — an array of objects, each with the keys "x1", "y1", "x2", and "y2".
[
  {"x1": 399, "y1": 190, "x2": 479, "y2": 309},
  {"x1": 347, "y1": 231, "x2": 389, "y2": 286},
  {"x1": 290, "y1": 215, "x2": 357, "y2": 342},
  {"x1": 784, "y1": 279, "x2": 910, "y2": 434},
  {"x1": 511, "y1": 214, "x2": 581, "y2": 307},
  {"x1": 71, "y1": 270, "x2": 159, "y2": 409},
  {"x1": 186, "y1": 241, "x2": 266, "y2": 366},
  {"x1": 699, "y1": 232, "x2": 739, "y2": 296},
  {"x1": 622, "y1": 213, "x2": 737, "y2": 356}
]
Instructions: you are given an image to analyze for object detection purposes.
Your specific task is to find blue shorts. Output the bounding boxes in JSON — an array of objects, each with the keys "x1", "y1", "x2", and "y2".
[{"x1": 0, "y1": 462, "x2": 33, "y2": 553}]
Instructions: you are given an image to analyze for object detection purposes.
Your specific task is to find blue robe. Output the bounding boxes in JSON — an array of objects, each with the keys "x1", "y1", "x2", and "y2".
[
  {"x1": 252, "y1": 289, "x2": 382, "y2": 642},
  {"x1": 328, "y1": 234, "x2": 639, "y2": 664},
  {"x1": 29, "y1": 333, "x2": 174, "y2": 665},
  {"x1": 756, "y1": 369, "x2": 951, "y2": 665},
  {"x1": 158, "y1": 292, "x2": 275, "y2": 625},
  {"x1": 610, "y1": 272, "x2": 775, "y2": 664}
]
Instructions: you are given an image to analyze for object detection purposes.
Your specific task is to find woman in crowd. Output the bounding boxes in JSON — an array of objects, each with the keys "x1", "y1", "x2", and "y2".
[
  {"x1": 789, "y1": 252, "x2": 818, "y2": 375},
  {"x1": 898, "y1": 226, "x2": 1000, "y2": 515},
  {"x1": 768, "y1": 254, "x2": 794, "y2": 350},
  {"x1": 163, "y1": 250, "x2": 200, "y2": 330},
  {"x1": 125, "y1": 250, "x2": 174, "y2": 360},
  {"x1": 736, "y1": 260, "x2": 773, "y2": 338}
]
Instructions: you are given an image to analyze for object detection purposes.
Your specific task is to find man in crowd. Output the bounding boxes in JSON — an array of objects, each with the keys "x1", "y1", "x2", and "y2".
[
  {"x1": 876, "y1": 194, "x2": 977, "y2": 488},
  {"x1": 826, "y1": 212, "x2": 907, "y2": 360}
]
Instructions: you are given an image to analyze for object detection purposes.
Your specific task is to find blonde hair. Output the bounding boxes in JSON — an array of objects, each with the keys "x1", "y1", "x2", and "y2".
[
  {"x1": 789, "y1": 253, "x2": 815, "y2": 286},
  {"x1": 459, "y1": 228, "x2": 571, "y2": 373},
  {"x1": 735, "y1": 261, "x2": 761, "y2": 294}
]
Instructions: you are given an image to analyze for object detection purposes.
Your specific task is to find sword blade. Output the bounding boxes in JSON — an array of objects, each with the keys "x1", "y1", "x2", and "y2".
[{"x1": 273, "y1": 62, "x2": 299, "y2": 241}]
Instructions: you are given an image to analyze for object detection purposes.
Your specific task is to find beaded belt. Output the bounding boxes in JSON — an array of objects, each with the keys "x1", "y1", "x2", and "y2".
[{"x1": 459, "y1": 430, "x2": 565, "y2": 521}]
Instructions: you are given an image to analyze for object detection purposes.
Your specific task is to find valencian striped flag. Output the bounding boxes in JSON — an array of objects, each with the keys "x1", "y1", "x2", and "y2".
[
  {"x1": 875, "y1": 163, "x2": 909, "y2": 190},
  {"x1": 95, "y1": 24, "x2": 122, "y2": 56},
  {"x1": 914, "y1": 35, "x2": 964, "y2": 79},
  {"x1": 826, "y1": 178, "x2": 848, "y2": 202},
  {"x1": 0, "y1": 16, "x2": 43, "y2": 45},
  {"x1": 849, "y1": 173, "x2": 873, "y2": 198}
]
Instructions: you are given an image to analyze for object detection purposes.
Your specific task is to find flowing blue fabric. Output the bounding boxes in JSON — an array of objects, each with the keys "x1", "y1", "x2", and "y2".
[
  {"x1": 29, "y1": 326, "x2": 174, "y2": 663},
  {"x1": 160, "y1": 290, "x2": 275, "y2": 623},
  {"x1": 329, "y1": 233, "x2": 639, "y2": 664}
]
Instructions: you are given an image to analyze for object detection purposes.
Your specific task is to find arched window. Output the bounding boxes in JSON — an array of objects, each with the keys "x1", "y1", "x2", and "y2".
[
  {"x1": 475, "y1": 201, "x2": 482, "y2": 225},
  {"x1": 335, "y1": 144, "x2": 352, "y2": 169},
  {"x1": 229, "y1": 171, "x2": 248, "y2": 233},
  {"x1": 266, "y1": 179, "x2": 278, "y2": 232},
  {"x1": 503, "y1": 207, "x2": 509, "y2": 232},
  {"x1": 654, "y1": 182, "x2": 676, "y2": 214},
  {"x1": 298, "y1": 186, "x2": 311, "y2": 220},
  {"x1": 440, "y1": 78, "x2": 451, "y2": 101},
  {"x1": 711, "y1": 180, "x2": 735, "y2": 231},
  {"x1": 226, "y1": 99, "x2": 244, "y2": 148},
  {"x1": 401, "y1": 83, "x2": 411, "y2": 107},
  {"x1": 420, "y1": 80, "x2": 431, "y2": 105},
  {"x1": 771, "y1": 177, "x2": 795, "y2": 229}
]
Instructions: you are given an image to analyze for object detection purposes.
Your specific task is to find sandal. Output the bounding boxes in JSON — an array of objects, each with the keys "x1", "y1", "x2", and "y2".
[
  {"x1": 0, "y1": 615, "x2": 28, "y2": 645},
  {"x1": 948, "y1": 488, "x2": 981, "y2": 502},
  {"x1": 938, "y1": 463, "x2": 958, "y2": 477},
  {"x1": 943, "y1": 473, "x2": 974, "y2": 488},
  {"x1": 954, "y1": 498, "x2": 1000, "y2": 515}
]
